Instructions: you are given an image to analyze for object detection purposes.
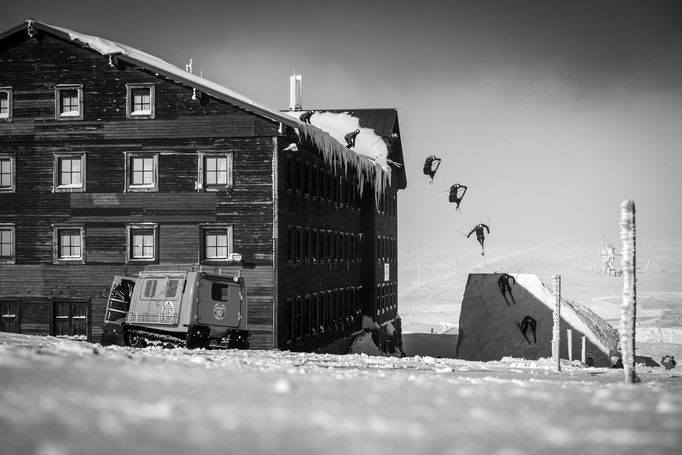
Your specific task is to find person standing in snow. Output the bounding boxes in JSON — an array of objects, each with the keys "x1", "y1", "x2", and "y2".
[{"x1": 467, "y1": 223, "x2": 490, "y2": 255}]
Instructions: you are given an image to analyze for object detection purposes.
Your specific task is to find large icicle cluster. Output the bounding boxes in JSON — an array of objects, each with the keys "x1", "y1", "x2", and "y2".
[{"x1": 288, "y1": 111, "x2": 393, "y2": 201}]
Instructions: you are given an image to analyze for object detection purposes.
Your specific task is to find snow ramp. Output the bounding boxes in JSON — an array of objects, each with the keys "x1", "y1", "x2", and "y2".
[{"x1": 456, "y1": 274, "x2": 619, "y2": 367}]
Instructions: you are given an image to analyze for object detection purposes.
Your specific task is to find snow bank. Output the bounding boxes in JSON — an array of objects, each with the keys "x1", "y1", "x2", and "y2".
[{"x1": 349, "y1": 332, "x2": 382, "y2": 356}]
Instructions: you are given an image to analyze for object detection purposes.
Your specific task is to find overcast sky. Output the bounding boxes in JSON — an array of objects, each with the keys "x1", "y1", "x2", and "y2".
[{"x1": 2, "y1": 0, "x2": 681, "y2": 254}]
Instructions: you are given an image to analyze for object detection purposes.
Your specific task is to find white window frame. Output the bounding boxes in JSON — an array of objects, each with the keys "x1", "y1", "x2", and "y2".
[
  {"x1": 199, "y1": 224, "x2": 235, "y2": 263},
  {"x1": 0, "y1": 87, "x2": 13, "y2": 122},
  {"x1": 53, "y1": 225, "x2": 86, "y2": 264},
  {"x1": 53, "y1": 152, "x2": 86, "y2": 193},
  {"x1": 0, "y1": 153, "x2": 16, "y2": 193},
  {"x1": 126, "y1": 223, "x2": 159, "y2": 263},
  {"x1": 0, "y1": 223, "x2": 16, "y2": 264},
  {"x1": 197, "y1": 151, "x2": 233, "y2": 191},
  {"x1": 126, "y1": 83, "x2": 155, "y2": 119},
  {"x1": 55, "y1": 84, "x2": 83, "y2": 120},
  {"x1": 125, "y1": 152, "x2": 158, "y2": 192}
]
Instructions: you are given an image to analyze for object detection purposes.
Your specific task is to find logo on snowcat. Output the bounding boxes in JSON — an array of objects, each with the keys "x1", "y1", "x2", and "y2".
[
  {"x1": 213, "y1": 303, "x2": 226, "y2": 320},
  {"x1": 161, "y1": 301, "x2": 175, "y2": 322}
]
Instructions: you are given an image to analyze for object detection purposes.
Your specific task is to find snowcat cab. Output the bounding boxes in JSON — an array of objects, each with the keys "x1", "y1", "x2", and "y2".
[{"x1": 101, "y1": 265, "x2": 249, "y2": 349}]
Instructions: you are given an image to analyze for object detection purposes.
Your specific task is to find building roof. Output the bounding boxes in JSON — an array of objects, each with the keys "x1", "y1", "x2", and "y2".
[{"x1": 0, "y1": 19, "x2": 406, "y2": 191}]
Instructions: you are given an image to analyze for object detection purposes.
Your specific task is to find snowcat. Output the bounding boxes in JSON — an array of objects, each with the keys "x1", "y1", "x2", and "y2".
[{"x1": 101, "y1": 264, "x2": 249, "y2": 349}]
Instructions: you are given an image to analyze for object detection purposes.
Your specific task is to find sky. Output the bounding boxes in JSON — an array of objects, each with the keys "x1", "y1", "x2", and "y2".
[{"x1": 2, "y1": 0, "x2": 681, "y2": 255}]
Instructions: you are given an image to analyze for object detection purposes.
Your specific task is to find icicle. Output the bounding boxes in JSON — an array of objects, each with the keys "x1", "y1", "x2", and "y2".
[{"x1": 298, "y1": 123, "x2": 391, "y2": 202}]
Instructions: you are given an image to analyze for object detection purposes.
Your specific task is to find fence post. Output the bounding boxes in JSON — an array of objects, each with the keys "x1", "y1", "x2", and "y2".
[
  {"x1": 567, "y1": 329, "x2": 573, "y2": 361},
  {"x1": 620, "y1": 200, "x2": 638, "y2": 384},
  {"x1": 552, "y1": 274, "x2": 561, "y2": 372}
]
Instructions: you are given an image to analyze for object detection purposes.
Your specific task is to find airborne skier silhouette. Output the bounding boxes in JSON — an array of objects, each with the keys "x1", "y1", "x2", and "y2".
[
  {"x1": 422, "y1": 155, "x2": 441, "y2": 185},
  {"x1": 448, "y1": 183, "x2": 468, "y2": 212},
  {"x1": 467, "y1": 223, "x2": 490, "y2": 255}
]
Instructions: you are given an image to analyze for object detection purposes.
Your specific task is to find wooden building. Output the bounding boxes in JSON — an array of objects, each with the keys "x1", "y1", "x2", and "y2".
[{"x1": 0, "y1": 20, "x2": 406, "y2": 351}]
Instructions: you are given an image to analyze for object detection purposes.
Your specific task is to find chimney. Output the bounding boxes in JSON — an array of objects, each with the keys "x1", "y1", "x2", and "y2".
[{"x1": 289, "y1": 70, "x2": 302, "y2": 111}]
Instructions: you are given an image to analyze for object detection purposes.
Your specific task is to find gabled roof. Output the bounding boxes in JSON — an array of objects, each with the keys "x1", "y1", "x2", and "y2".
[
  {"x1": 1, "y1": 19, "x2": 299, "y2": 128},
  {"x1": 0, "y1": 19, "x2": 406, "y2": 191}
]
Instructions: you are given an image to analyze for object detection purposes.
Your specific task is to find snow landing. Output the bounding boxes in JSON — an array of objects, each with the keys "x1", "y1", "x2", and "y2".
[{"x1": 456, "y1": 273, "x2": 619, "y2": 367}]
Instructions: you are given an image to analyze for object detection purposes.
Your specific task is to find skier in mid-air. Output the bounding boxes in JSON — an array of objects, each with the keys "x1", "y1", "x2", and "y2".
[
  {"x1": 517, "y1": 315, "x2": 537, "y2": 344},
  {"x1": 422, "y1": 155, "x2": 441, "y2": 185},
  {"x1": 448, "y1": 183, "x2": 468, "y2": 212},
  {"x1": 498, "y1": 273, "x2": 516, "y2": 305},
  {"x1": 467, "y1": 223, "x2": 490, "y2": 255}
]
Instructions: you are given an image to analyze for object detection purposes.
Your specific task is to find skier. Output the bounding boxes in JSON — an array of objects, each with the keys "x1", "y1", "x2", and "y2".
[
  {"x1": 498, "y1": 273, "x2": 516, "y2": 305},
  {"x1": 422, "y1": 155, "x2": 441, "y2": 184},
  {"x1": 299, "y1": 110, "x2": 315, "y2": 124},
  {"x1": 516, "y1": 315, "x2": 537, "y2": 344},
  {"x1": 344, "y1": 129, "x2": 360, "y2": 148},
  {"x1": 467, "y1": 223, "x2": 490, "y2": 255},
  {"x1": 448, "y1": 183, "x2": 468, "y2": 212}
]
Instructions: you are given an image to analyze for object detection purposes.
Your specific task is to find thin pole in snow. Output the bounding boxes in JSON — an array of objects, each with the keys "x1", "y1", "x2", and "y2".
[
  {"x1": 620, "y1": 200, "x2": 638, "y2": 384},
  {"x1": 552, "y1": 274, "x2": 561, "y2": 372},
  {"x1": 567, "y1": 329, "x2": 573, "y2": 361},
  {"x1": 581, "y1": 336, "x2": 586, "y2": 364}
]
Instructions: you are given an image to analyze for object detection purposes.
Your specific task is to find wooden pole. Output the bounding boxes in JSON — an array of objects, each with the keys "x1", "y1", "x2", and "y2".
[
  {"x1": 581, "y1": 336, "x2": 586, "y2": 364},
  {"x1": 552, "y1": 274, "x2": 561, "y2": 372},
  {"x1": 567, "y1": 329, "x2": 573, "y2": 361},
  {"x1": 619, "y1": 200, "x2": 638, "y2": 384}
]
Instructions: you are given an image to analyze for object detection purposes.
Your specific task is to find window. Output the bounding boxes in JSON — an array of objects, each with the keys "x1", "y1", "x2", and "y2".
[
  {"x1": 55, "y1": 84, "x2": 83, "y2": 120},
  {"x1": 0, "y1": 154, "x2": 15, "y2": 192},
  {"x1": 0, "y1": 87, "x2": 12, "y2": 121},
  {"x1": 211, "y1": 283, "x2": 230, "y2": 302},
  {"x1": 126, "y1": 83, "x2": 155, "y2": 119},
  {"x1": 0, "y1": 224, "x2": 15, "y2": 264},
  {"x1": 53, "y1": 225, "x2": 85, "y2": 264},
  {"x1": 53, "y1": 153, "x2": 86, "y2": 192},
  {"x1": 200, "y1": 224, "x2": 234, "y2": 262},
  {"x1": 198, "y1": 152, "x2": 233, "y2": 191},
  {"x1": 125, "y1": 153, "x2": 158, "y2": 192},
  {"x1": 126, "y1": 223, "x2": 158, "y2": 263}
]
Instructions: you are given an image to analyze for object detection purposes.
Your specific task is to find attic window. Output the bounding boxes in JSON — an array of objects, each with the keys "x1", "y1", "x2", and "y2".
[
  {"x1": 55, "y1": 85, "x2": 83, "y2": 120},
  {"x1": 126, "y1": 83, "x2": 155, "y2": 119},
  {"x1": 0, "y1": 88, "x2": 12, "y2": 121}
]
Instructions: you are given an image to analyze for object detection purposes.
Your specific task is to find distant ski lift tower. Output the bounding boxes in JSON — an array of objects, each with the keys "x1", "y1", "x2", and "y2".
[{"x1": 290, "y1": 70, "x2": 303, "y2": 111}]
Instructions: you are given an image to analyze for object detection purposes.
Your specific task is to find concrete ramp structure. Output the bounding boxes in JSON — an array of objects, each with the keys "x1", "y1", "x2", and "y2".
[{"x1": 456, "y1": 274, "x2": 619, "y2": 367}]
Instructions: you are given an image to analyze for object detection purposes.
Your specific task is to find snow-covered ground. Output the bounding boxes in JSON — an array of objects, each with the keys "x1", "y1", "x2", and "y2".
[
  {"x1": 1, "y1": 240, "x2": 680, "y2": 454},
  {"x1": 0, "y1": 332, "x2": 681, "y2": 455}
]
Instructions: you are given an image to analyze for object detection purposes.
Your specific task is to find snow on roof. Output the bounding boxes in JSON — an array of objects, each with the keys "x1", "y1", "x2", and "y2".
[
  {"x1": 283, "y1": 110, "x2": 392, "y2": 197},
  {"x1": 282, "y1": 111, "x2": 390, "y2": 166}
]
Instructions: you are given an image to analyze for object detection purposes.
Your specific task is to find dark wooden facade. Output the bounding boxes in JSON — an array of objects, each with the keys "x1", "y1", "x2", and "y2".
[{"x1": 0, "y1": 21, "x2": 406, "y2": 351}]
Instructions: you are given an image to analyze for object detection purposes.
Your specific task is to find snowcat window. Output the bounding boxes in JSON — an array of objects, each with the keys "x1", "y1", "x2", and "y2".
[
  {"x1": 143, "y1": 279, "x2": 158, "y2": 298},
  {"x1": 211, "y1": 283, "x2": 230, "y2": 302},
  {"x1": 165, "y1": 279, "x2": 179, "y2": 298}
]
